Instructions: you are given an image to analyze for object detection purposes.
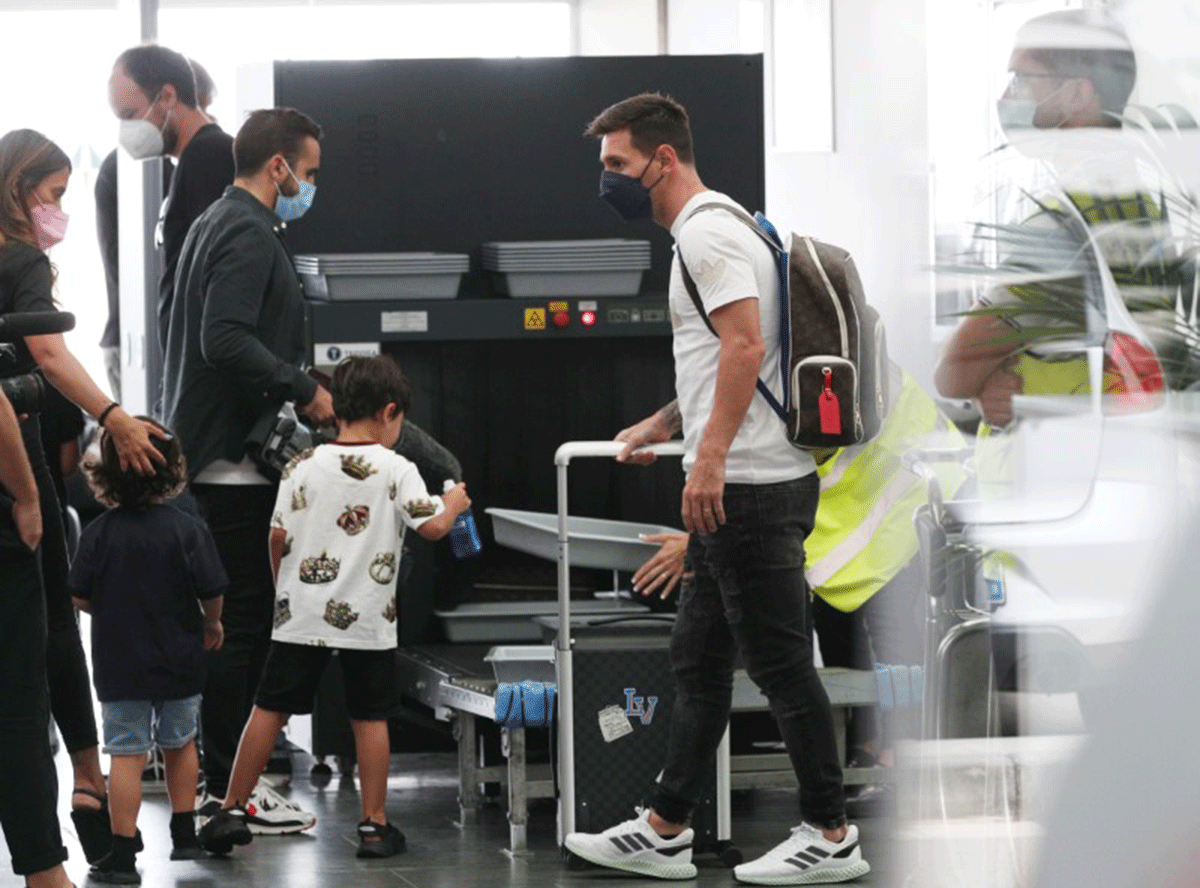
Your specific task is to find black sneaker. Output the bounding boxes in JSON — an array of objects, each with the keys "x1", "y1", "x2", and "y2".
[
  {"x1": 197, "y1": 805, "x2": 253, "y2": 856},
  {"x1": 356, "y1": 820, "x2": 406, "y2": 859},
  {"x1": 88, "y1": 860, "x2": 140, "y2": 885},
  {"x1": 169, "y1": 843, "x2": 210, "y2": 861},
  {"x1": 88, "y1": 836, "x2": 141, "y2": 885}
]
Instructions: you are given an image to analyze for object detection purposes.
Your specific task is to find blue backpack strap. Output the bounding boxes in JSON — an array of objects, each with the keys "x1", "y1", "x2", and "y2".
[
  {"x1": 753, "y1": 213, "x2": 793, "y2": 420},
  {"x1": 674, "y1": 203, "x2": 790, "y2": 424}
]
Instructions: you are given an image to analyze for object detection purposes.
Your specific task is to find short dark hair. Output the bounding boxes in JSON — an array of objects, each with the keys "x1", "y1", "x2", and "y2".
[
  {"x1": 85, "y1": 418, "x2": 186, "y2": 509},
  {"x1": 189, "y1": 58, "x2": 215, "y2": 110},
  {"x1": 1019, "y1": 11, "x2": 1137, "y2": 117},
  {"x1": 115, "y1": 44, "x2": 198, "y2": 109},
  {"x1": 233, "y1": 108, "x2": 323, "y2": 177},
  {"x1": 332, "y1": 355, "x2": 411, "y2": 424},
  {"x1": 584, "y1": 92, "x2": 694, "y2": 164}
]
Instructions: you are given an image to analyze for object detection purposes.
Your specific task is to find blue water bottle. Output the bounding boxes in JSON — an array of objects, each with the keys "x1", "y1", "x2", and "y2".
[{"x1": 443, "y1": 479, "x2": 482, "y2": 560}]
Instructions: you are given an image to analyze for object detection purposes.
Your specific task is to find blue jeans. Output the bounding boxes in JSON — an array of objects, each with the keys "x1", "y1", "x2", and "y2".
[
  {"x1": 101, "y1": 695, "x2": 202, "y2": 755},
  {"x1": 649, "y1": 475, "x2": 847, "y2": 829}
]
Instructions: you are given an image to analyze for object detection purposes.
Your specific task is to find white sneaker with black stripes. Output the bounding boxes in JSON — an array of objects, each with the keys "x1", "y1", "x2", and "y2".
[
  {"x1": 564, "y1": 808, "x2": 697, "y2": 880},
  {"x1": 734, "y1": 823, "x2": 870, "y2": 885}
]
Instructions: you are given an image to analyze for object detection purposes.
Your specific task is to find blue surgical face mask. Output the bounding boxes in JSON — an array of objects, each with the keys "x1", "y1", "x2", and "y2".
[
  {"x1": 599, "y1": 153, "x2": 662, "y2": 222},
  {"x1": 274, "y1": 159, "x2": 316, "y2": 222}
]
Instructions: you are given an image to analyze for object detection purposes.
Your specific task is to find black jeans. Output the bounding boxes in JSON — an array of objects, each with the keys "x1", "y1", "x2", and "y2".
[
  {"x1": 0, "y1": 499, "x2": 68, "y2": 875},
  {"x1": 192, "y1": 483, "x2": 277, "y2": 797},
  {"x1": 22, "y1": 417, "x2": 98, "y2": 755},
  {"x1": 650, "y1": 475, "x2": 847, "y2": 829}
]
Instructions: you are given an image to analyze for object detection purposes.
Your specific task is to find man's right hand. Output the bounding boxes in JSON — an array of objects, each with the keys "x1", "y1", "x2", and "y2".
[
  {"x1": 615, "y1": 413, "x2": 672, "y2": 465},
  {"x1": 12, "y1": 498, "x2": 42, "y2": 551},
  {"x1": 977, "y1": 362, "x2": 1023, "y2": 428},
  {"x1": 300, "y1": 385, "x2": 335, "y2": 426}
]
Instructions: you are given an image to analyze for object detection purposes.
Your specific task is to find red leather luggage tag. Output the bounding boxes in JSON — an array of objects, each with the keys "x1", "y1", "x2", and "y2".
[{"x1": 819, "y1": 367, "x2": 842, "y2": 435}]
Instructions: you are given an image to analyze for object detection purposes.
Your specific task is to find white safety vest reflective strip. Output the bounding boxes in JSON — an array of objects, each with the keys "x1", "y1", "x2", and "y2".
[
  {"x1": 806, "y1": 471, "x2": 921, "y2": 590},
  {"x1": 805, "y1": 367, "x2": 965, "y2": 612}
]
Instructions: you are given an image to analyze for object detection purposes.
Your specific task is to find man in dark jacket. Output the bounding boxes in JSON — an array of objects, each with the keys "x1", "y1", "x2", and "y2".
[{"x1": 162, "y1": 107, "x2": 333, "y2": 833}]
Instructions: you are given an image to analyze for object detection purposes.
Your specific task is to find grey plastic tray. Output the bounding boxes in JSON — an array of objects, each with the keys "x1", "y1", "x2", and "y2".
[
  {"x1": 486, "y1": 507, "x2": 682, "y2": 572},
  {"x1": 436, "y1": 599, "x2": 647, "y2": 643},
  {"x1": 300, "y1": 272, "x2": 463, "y2": 301},
  {"x1": 492, "y1": 270, "x2": 643, "y2": 298},
  {"x1": 484, "y1": 645, "x2": 556, "y2": 683}
]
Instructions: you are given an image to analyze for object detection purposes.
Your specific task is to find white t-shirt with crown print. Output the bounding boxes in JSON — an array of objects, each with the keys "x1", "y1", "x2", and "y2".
[{"x1": 270, "y1": 442, "x2": 444, "y2": 650}]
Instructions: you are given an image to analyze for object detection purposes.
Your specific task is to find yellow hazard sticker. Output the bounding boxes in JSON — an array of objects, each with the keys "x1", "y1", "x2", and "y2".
[
  {"x1": 524, "y1": 308, "x2": 546, "y2": 330},
  {"x1": 548, "y1": 301, "x2": 568, "y2": 313}
]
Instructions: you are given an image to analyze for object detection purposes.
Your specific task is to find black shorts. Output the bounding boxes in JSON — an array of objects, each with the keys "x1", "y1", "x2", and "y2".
[{"x1": 254, "y1": 641, "x2": 399, "y2": 721}]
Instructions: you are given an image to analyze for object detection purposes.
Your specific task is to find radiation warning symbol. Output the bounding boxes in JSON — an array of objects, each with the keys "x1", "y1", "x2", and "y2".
[{"x1": 524, "y1": 308, "x2": 547, "y2": 330}]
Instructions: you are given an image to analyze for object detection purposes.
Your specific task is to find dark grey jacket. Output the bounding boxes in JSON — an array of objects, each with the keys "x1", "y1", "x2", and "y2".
[{"x1": 161, "y1": 185, "x2": 317, "y2": 479}]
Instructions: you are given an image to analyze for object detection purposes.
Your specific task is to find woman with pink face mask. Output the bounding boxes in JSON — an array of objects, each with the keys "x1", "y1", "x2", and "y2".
[{"x1": 0, "y1": 128, "x2": 166, "y2": 881}]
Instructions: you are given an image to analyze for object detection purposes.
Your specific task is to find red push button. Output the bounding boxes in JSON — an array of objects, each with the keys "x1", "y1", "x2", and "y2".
[{"x1": 553, "y1": 311, "x2": 570, "y2": 328}]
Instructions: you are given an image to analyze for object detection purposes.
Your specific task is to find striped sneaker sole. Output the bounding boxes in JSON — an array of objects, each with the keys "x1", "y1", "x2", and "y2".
[
  {"x1": 564, "y1": 839, "x2": 698, "y2": 880},
  {"x1": 734, "y1": 858, "x2": 871, "y2": 885}
]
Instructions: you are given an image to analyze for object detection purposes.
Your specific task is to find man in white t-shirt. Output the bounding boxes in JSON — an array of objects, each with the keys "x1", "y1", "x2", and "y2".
[{"x1": 563, "y1": 92, "x2": 868, "y2": 885}]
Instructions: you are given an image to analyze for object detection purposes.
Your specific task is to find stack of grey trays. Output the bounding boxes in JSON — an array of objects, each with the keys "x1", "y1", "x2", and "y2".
[
  {"x1": 481, "y1": 239, "x2": 651, "y2": 297},
  {"x1": 295, "y1": 252, "x2": 470, "y2": 301}
]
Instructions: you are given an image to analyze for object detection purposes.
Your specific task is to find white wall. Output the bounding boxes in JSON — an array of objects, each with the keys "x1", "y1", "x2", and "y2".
[
  {"x1": 666, "y1": 0, "x2": 743, "y2": 54},
  {"x1": 764, "y1": 0, "x2": 934, "y2": 386},
  {"x1": 578, "y1": 0, "x2": 748, "y2": 56},
  {"x1": 579, "y1": 0, "x2": 658, "y2": 55}
]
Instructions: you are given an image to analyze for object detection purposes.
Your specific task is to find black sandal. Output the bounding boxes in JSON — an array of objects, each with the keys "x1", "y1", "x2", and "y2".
[{"x1": 70, "y1": 788, "x2": 112, "y2": 864}]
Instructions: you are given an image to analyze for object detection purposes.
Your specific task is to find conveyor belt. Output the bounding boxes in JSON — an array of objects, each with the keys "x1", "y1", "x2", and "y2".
[
  {"x1": 396, "y1": 645, "x2": 497, "y2": 721},
  {"x1": 395, "y1": 641, "x2": 886, "y2": 855},
  {"x1": 398, "y1": 643, "x2": 881, "y2": 720}
]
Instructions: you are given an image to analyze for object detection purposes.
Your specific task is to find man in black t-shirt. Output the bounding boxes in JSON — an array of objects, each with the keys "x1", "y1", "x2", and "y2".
[
  {"x1": 96, "y1": 58, "x2": 215, "y2": 401},
  {"x1": 107, "y1": 44, "x2": 235, "y2": 352}
]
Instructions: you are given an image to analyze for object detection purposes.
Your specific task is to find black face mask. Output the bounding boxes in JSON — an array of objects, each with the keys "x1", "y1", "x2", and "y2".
[{"x1": 598, "y1": 153, "x2": 662, "y2": 222}]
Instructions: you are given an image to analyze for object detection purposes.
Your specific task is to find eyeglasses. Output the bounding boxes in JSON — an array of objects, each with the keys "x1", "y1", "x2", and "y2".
[{"x1": 1004, "y1": 71, "x2": 1076, "y2": 95}]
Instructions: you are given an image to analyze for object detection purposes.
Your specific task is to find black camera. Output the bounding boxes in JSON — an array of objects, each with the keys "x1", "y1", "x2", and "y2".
[
  {"x1": 245, "y1": 404, "x2": 332, "y2": 481},
  {"x1": 0, "y1": 370, "x2": 46, "y2": 416},
  {"x1": 0, "y1": 311, "x2": 74, "y2": 416}
]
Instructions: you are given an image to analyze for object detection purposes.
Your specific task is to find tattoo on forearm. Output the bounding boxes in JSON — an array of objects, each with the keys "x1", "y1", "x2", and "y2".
[{"x1": 658, "y1": 400, "x2": 682, "y2": 435}]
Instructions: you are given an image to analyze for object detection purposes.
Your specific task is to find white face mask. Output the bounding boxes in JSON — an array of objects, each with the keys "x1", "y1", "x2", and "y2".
[
  {"x1": 997, "y1": 98, "x2": 1038, "y2": 133},
  {"x1": 997, "y1": 80, "x2": 1071, "y2": 141},
  {"x1": 119, "y1": 100, "x2": 172, "y2": 160}
]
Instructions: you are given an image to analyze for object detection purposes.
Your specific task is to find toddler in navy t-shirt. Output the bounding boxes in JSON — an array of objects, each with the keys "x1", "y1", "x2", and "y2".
[{"x1": 69, "y1": 418, "x2": 226, "y2": 882}]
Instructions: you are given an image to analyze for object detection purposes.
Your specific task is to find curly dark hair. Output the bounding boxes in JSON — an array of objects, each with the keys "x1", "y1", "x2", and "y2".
[{"x1": 85, "y1": 417, "x2": 186, "y2": 509}]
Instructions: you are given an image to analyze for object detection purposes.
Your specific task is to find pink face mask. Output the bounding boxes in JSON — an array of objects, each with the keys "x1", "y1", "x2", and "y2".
[{"x1": 30, "y1": 203, "x2": 69, "y2": 251}]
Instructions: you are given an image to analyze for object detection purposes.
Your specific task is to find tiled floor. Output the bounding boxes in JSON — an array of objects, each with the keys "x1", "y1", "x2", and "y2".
[{"x1": 1, "y1": 751, "x2": 898, "y2": 887}]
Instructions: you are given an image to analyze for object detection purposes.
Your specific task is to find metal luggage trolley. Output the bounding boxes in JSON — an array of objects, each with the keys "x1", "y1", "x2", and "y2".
[
  {"x1": 906, "y1": 449, "x2": 997, "y2": 740},
  {"x1": 551, "y1": 441, "x2": 739, "y2": 864}
]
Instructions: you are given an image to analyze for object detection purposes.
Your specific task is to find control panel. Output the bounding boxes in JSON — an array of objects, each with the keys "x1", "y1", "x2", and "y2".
[{"x1": 308, "y1": 295, "x2": 672, "y2": 364}]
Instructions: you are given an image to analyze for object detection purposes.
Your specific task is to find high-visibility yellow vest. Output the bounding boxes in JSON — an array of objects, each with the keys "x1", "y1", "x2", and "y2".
[
  {"x1": 1003, "y1": 189, "x2": 1170, "y2": 397},
  {"x1": 807, "y1": 366, "x2": 966, "y2": 613}
]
